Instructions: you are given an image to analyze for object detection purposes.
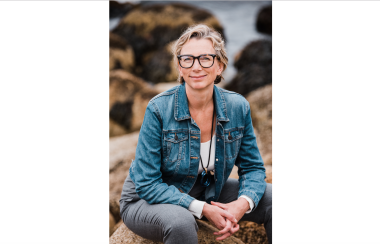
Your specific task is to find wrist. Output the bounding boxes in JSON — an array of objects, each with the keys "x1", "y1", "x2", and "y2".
[
  {"x1": 202, "y1": 203, "x2": 210, "y2": 216},
  {"x1": 237, "y1": 198, "x2": 250, "y2": 212}
]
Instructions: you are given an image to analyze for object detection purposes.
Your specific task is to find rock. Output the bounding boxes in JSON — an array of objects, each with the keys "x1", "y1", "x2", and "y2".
[
  {"x1": 256, "y1": 5, "x2": 272, "y2": 35},
  {"x1": 110, "y1": 220, "x2": 244, "y2": 244},
  {"x1": 153, "y1": 81, "x2": 180, "y2": 94},
  {"x1": 141, "y1": 41, "x2": 178, "y2": 83},
  {"x1": 112, "y1": 2, "x2": 225, "y2": 83},
  {"x1": 225, "y1": 40, "x2": 272, "y2": 96},
  {"x1": 109, "y1": 70, "x2": 158, "y2": 137},
  {"x1": 109, "y1": 32, "x2": 135, "y2": 73},
  {"x1": 110, "y1": 1, "x2": 137, "y2": 19},
  {"x1": 109, "y1": 132, "x2": 140, "y2": 224},
  {"x1": 234, "y1": 221, "x2": 268, "y2": 244},
  {"x1": 110, "y1": 212, "x2": 116, "y2": 237},
  {"x1": 246, "y1": 84, "x2": 272, "y2": 166},
  {"x1": 109, "y1": 131, "x2": 139, "y2": 171}
]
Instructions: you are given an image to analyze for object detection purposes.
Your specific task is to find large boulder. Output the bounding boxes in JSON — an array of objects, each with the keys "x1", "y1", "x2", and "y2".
[
  {"x1": 110, "y1": 220, "x2": 244, "y2": 244},
  {"x1": 110, "y1": 1, "x2": 136, "y2": 19},
  {"x1": 247, "y1": 84, "x2": 272, "y2": 166},
  {"x1": 109, "y1": 32, "x2": 135, "y2": 73},
  {"x1": 112, "y1": 2, "x2": 225, "y2": 83},
  {"x1": 141, "y1": 41, "x2": 178, "y2": 83},
  {"x1": 235, "y1": 221, "x2": 268, "y2": 244},
  {"x1": 110, "y1": 212, "x2": 116, "y2": 237},
  {"x1": 109, "y1": 132, "x2": 140, "y2": 226},
  {"x1": 109, "y1": 70, "x2": 158, "y2": 137},
  {"x1": 256, "y1": 5, "x2": 272, "y2": 35},
  {"x1": 225, "y1": 40, "x2": 272, "y2": 96}
]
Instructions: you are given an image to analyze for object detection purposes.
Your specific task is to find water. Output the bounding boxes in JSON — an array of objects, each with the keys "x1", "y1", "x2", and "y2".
[{"x1": 110, "y1": 1, "x2": 272, "y2": 84}]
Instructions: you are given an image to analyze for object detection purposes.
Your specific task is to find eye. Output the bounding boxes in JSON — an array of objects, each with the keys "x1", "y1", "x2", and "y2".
[
  {"x1": 180, "y1": 56, "x2": 193, "y2": 61},
  {"x1": 200, "y1": 56, "x2": 211, "y2": 61}
]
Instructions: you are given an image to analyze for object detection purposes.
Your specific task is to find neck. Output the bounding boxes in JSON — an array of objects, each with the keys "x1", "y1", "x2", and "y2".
[{"x1": 185, "y1": 83, "x2": 214, "y2": 111}]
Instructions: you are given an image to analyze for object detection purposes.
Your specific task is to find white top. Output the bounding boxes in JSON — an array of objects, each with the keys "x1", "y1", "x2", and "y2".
[
  {"x1": 188, "y1": 135, "x2": 254, "y2": 219},
  {"x1": 198, "y1": 135, "x2": 216, "y2": 174}
]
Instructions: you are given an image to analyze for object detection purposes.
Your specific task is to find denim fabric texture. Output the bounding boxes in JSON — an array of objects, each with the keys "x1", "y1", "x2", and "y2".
[{"x1": 122, "y1": 83, "x2": 266, "y2": 211}]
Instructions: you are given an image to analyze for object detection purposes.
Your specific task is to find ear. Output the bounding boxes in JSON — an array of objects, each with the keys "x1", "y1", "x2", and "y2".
[{"x1": 217, "y1": 62, "x2": 223, "y2": 75}]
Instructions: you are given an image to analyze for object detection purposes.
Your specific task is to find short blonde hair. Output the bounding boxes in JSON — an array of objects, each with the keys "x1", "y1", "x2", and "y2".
[{"x1": 172, "y1": 24, "x2": 228, "y2": 84}]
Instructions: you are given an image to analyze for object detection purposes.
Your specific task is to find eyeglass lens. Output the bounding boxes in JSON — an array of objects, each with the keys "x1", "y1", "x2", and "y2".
[{"x1": 179, "y1": 55, "x2": 214, "y2": 68}]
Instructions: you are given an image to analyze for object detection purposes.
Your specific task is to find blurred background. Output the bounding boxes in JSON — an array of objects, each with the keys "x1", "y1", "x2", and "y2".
[{"x1": 109, "y1": 1, "x2": 272, "y2": 243}]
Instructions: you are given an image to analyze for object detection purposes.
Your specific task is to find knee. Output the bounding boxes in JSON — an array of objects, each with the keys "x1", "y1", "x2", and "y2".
[{"x1": 164, "y1": 210, "x2": 198, "y2": 235}]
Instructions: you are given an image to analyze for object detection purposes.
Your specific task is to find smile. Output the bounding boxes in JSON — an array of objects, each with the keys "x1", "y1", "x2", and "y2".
[{"x1": 190, "y1": 75, "x2": 207, "y2": 79}]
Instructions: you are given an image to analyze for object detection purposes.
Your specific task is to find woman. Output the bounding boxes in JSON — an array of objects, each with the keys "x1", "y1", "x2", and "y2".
[{"x1": 120, "y1": 24, "x2": 272, "y2": 244}]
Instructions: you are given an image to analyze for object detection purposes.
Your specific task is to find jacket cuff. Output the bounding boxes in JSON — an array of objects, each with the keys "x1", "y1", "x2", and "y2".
[
  {"x1": 238, "y1": 189, "x2": 260, "y2": 211},
  {"x1": 178, "y1": 194, "x2": 196, "y2": 209}
]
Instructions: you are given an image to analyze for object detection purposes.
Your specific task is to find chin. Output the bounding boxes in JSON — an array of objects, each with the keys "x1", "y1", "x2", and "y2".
[{"x1": 187, "y1": 80, "x2": 213, "y2": 90}]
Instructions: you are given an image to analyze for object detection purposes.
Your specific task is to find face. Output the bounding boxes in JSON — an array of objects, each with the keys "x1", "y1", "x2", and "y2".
[{"x1": 178, "y1": 38, "x2": 223, "y2": 92}]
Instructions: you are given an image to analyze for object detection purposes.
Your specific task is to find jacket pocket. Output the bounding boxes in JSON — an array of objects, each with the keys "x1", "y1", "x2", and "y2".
[
  {"x1": 162, "y1": 130, "x2": 188, "y2": 173},
  {"x1": 224, "y1": 128, "x2": 243, "y2": 160}
]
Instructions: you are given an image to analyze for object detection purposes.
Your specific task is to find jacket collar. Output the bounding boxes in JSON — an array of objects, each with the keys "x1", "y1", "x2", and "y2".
[{"x1": 175, "y1": 83, "x2": 229, "y2": 122}]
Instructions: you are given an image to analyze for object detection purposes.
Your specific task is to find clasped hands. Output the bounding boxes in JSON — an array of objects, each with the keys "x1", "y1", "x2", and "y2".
[{"x1": 202, "y1": 198, "x2": 250, "y2": 241}]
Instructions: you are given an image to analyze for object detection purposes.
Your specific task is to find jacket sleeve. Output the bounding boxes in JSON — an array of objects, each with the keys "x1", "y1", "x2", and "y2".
[
  {"x1": 235, "y1": 100, "x2": 267, "y2": 211},
  {"x1": 129, "y1": 101, "x2": 195, "y2": 209}
]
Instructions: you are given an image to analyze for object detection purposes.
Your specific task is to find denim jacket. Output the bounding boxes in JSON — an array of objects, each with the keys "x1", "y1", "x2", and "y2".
[{"x1": 123, "y1": 83, "x2": 266, "y2": 211}]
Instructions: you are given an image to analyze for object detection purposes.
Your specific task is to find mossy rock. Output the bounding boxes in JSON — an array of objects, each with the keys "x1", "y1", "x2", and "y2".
[
  {"x1": 246, "y1": 84, "x2": 272, "y2": 166},
  {"x1": 112, "y1": 2, "x2": 225, "y2": 83},
  {"x1": 225, "y1": 40, "x2": 272, "y2": 96},
  {"x1": 109, "y1": 32, "x2": 135, "y2": 73},
  {"x1": 110, "y1": 1, "x2": 137, "y2": 19},
  {"x1": 109, "y1": 70, "x2": 158, "y2": 136},
  {"x1": 256, "y1": 5, "x2": 272, "y2": 35}
]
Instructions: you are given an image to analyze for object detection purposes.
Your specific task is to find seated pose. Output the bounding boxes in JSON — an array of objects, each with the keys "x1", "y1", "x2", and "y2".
[{"x1": 120, "y1": 24, "x2": 272, "y2": 244}]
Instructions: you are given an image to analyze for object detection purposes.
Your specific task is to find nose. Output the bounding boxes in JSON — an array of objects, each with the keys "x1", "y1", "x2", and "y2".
[{"x1": 192, "y1": 58, "x2": 202, "y2": 71}]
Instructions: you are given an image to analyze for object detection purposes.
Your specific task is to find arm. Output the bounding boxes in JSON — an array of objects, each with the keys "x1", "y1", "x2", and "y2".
[
  {"x1": 211, "y1": 101, "x2": 266, "y2": 222},
  {"x1": 235, "y1": 100, "x2": 267, "y2": 210},
  {"x1": 129, "y1": 101, "x2": 194, "y2": 209}
]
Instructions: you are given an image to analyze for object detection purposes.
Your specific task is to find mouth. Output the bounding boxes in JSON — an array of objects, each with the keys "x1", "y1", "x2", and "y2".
[{"x1": 190, "y1": 75, "x2": 207, "y2": 79}]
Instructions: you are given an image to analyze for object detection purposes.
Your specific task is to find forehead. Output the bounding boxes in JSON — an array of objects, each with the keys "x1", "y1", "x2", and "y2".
[{"x1": 180, "y1": 38, "x2": 215, "y2": 55}]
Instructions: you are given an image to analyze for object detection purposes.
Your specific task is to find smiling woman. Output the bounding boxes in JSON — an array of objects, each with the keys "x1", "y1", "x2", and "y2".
[
  {"x1": 119, "y1": 24, "x2": 272, "y2": 244},
  {"x1": 177, "y1": 38, "x2": 223, "y2": 92}
]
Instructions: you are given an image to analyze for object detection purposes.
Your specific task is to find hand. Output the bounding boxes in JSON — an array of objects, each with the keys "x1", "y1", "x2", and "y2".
[
  {"x1": 202, "y1": 203, "x2": 237, "y2": 231},
  {"x1": 213, "y1": 219, "x2": 240, "y2": 241},
  {"x1": 211, "y1": 198, "x2": 250, "y2": 224}
]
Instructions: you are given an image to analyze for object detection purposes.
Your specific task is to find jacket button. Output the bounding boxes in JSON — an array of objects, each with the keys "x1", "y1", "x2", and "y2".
[
  {"x1": 216, "y1": 158, "x2": 218, "y2": 161},
  {"x1": 217, "y1": 139, "x2": 219, "y2": 142}
]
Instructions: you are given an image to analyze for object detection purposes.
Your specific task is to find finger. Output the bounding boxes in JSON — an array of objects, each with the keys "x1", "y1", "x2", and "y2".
[
  {"x1": 230, "y1": 223, "x2": 240, "y2": 234},
  {"x1": 216, "y1": 232, "x2": 231, "y2": 241},
  {"x1": 220, "y1": 210, "x2": 237, "y2": 224},
  {"x1": 211, "y1": 201, "x2": 228, "y2": 210},
  {"x1": 214, "y1": 220, "x2": 231, "y2": 235}
]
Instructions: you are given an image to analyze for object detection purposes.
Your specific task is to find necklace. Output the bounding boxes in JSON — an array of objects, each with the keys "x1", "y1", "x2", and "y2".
[{"x1": 200, "y1": 93, "x2": 215, "y2": 187}]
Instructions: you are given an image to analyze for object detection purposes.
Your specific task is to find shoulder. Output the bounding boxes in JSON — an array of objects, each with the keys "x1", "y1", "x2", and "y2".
[
  {"x1": 145, "y1": 85, "x2": 180, "y2": 119},
  {"x1": 150, "y1": 85, "x2": 180, "y2": 104},
  {"x1": 216, "y1": 86, "x2": 250, "y2": 114}
]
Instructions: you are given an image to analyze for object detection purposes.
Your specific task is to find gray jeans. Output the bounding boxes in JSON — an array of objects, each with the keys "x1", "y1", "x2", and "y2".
[{"x1": 120, "y1": 175, "x2": 272, "y2": 244}]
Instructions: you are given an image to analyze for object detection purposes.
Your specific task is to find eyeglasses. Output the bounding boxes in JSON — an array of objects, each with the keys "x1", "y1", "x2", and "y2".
[{"x1": 177, "y1": 54, "x2": 217, "y2": 69}]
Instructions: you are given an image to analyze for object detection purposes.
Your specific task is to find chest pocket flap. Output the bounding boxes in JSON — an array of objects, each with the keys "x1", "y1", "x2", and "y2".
[
  {"x1": 224, "y1": 128, "x2": 243, "y2": 160},
  {"x1": 163, "y1": 131, "x2": 188, "y2": 166}
]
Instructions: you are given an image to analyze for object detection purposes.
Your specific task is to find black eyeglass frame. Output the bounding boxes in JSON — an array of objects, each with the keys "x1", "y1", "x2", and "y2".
[{"x1": 177, "y1": 54, "x2": 218, "y2": 69}]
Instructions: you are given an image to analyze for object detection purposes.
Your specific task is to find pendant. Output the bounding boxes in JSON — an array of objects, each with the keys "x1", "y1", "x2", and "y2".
[{"x1": 200, "y1": 170, "x2": 211, "y2": 187}]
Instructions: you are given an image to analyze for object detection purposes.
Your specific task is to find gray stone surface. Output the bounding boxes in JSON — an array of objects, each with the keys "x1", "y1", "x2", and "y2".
[{"x1": 110, "y1": 220, "x2": 244, "y2": 244}]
